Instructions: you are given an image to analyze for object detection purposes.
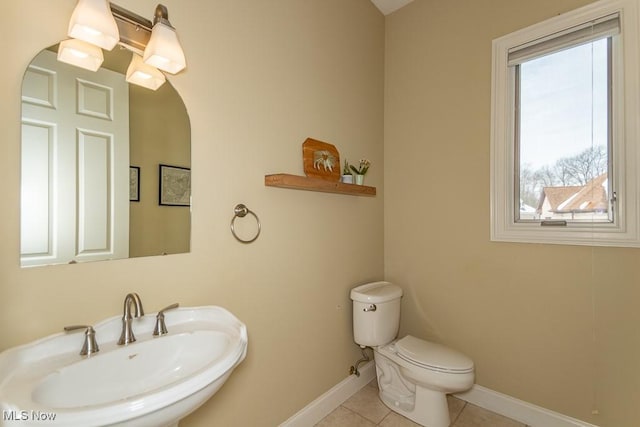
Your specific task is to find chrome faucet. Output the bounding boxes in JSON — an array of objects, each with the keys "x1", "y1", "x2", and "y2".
[{"x1": 117, "y1": 293, "x2": 144, "y2": 345}]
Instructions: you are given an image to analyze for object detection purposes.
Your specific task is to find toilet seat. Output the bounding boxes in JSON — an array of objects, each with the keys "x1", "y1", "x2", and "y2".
[{"x1": 395, "y1": 335, "x2": 474, "y2": 374}]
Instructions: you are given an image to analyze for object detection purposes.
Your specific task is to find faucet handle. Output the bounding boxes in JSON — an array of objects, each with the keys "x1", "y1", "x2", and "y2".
[
  {"x1": 153, "y1": 303, "x2": 179, "y2": 337},
  {"x1": 64, "y1": 325, "x2": 99, "y2": 356}
]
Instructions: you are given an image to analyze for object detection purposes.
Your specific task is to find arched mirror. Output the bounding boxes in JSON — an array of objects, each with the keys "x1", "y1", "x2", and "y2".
[{"x1": 20, "y1": 44, "x2": 191, "y2": 267}]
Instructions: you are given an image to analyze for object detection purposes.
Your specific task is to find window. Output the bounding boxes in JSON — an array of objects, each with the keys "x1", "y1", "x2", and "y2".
[{"x1": 490, "y1": 0, "x2": 640, "y2": 247}]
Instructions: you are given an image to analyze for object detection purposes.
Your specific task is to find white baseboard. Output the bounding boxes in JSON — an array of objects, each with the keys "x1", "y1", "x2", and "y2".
[
  {"x1": 279, "y1": 363, "x2": 599, "y2": 427},
  {"x1": 279, "y1": 361, "x2": 376, "y2": 427},
  {"x1": 455, "y1": 385, "x2": 600, "y2": 427}
]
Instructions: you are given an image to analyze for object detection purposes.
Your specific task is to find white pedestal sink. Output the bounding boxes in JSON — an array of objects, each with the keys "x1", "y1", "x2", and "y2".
[{"x1": 0, "y1": 306, "x2": 248, "y2": 426}]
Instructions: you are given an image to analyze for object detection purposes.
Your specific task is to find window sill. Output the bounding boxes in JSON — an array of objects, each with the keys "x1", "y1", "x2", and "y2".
[{"x1": 491, "y1": 220, "x2": 640, "y2": 248}]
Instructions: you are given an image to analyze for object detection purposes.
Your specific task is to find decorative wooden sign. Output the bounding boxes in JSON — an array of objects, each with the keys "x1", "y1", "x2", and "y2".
[{"x1": 302, "y1": 138, "x2": 340, "y2": 182}]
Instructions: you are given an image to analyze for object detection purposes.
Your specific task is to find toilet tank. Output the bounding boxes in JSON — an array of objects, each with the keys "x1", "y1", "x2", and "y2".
[{"x1": 350, "y1": 282, "x2": 402, "y2": 347}]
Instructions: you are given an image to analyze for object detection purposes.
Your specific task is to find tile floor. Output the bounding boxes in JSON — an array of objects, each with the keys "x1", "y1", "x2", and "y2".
[{"x1": 315, "y1": 380, "x2": 529, "y2": 427}]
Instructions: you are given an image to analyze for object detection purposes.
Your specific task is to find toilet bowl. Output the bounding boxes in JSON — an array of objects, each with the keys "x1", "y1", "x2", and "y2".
[
  {"x1": 351, "y1": 282, "x2": 474, "y2": 427},
  {"x1": 375, "y1": 336, "x2": 474, "y2": 426}
]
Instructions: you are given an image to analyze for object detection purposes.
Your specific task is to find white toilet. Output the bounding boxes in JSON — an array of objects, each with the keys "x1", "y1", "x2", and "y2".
[{"x1": 351, "y1": 281, "x2": 474, "y2": 427}]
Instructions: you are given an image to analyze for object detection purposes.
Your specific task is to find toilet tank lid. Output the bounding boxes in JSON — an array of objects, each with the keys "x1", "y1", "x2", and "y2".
[{"x1": 350, "y1": 281, "x2": 403, "y2": 303}]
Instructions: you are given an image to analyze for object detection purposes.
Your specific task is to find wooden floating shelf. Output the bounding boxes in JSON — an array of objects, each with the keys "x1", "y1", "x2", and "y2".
[{"x1": 265, "y1": 174, "x2": 376, "y2": 197}]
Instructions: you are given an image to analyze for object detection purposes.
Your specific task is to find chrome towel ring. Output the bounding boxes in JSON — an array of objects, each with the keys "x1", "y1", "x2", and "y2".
[{"x1": 230, "y1": 204, "x2": 261, "y2": 244}]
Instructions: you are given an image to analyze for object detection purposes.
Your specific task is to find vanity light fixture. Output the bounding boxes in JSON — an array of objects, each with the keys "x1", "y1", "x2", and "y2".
[
  {"x1": 67, "y1": 0, "x2": 120, "y2": 51},
  {"x1": 126, "y1": 53, "x2": 166, "y2": 90},
  {"x1": 142, "y1": 5, "x2": 186, "y2": 74},
  {"x1": 61, "y1": 3, "x2": 186, "y2": 90},
  {"x1": 57, "y1": 38, "x2": 104, "y2": 71}
]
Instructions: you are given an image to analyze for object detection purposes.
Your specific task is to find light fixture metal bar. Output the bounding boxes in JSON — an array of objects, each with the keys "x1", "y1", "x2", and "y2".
[{"x1": 110, "y1": 3, "x2": 152, "y2": 54}]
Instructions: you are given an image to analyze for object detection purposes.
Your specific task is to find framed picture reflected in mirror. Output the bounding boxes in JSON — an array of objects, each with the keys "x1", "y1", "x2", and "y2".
[
  {"x1": 159, "y1": 164, "x2": 191, "y2": 206},
  {"x1": 130, "y1": 166, "x2": 140, "y2": 202}
]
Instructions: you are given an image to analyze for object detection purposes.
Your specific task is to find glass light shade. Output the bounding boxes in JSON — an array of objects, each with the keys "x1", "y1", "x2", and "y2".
[
  {"x1": 68, "y1": 0, "x2": 119, "y2": 50},
  {"x1": 57, "y1": 39, "x2": 104, "y2": 71},
  {"x1": 126, "y1": 53, "x2": 166, "y2": 91},
  {"x1": 143, "y1": 23, "x2": 186, "y2": 74}
]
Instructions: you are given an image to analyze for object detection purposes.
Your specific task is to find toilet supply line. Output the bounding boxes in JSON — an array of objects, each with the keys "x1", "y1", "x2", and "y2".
[{"x1": 350, "y1": 346, "x2": 373, "y2": 377}]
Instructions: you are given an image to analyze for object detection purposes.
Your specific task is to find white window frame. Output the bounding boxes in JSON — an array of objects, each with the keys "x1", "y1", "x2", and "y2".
[{"x1": 490, "y1": 0, "x2": 640, "y2": 247}]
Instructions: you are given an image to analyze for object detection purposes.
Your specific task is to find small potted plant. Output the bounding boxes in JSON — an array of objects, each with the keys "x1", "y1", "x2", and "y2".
[
  {"x1": 350, "y1": 159, "x2": 371, "y2": 185},
  {"x1": 341, "y1": 160, "x2": 353, "y2": 184}
]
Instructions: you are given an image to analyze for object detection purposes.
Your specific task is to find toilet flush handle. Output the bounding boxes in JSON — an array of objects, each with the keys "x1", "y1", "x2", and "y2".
[{"x1": 364, "y1": 304, "x2": 377, "y2": 312}]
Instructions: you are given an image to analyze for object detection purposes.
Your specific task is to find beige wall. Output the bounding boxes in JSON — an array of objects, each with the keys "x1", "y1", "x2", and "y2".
[
  {"x1": 384, "y1": 1, "x2": 640, "y2": 427},
  {"x1": 129, "y1": 82, "x2": 191, "y2": 258},
  {"x1": 9, "y1": 1, "x2": 639, "y2": 426},
  {"x1": 0, "y1": 1, "x2": 384, "y2": 426}
]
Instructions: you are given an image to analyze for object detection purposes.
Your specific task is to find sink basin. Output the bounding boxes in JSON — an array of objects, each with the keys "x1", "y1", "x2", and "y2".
[{"x1": 0, "y1": 306, "x2": 248, "y2": 427}]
